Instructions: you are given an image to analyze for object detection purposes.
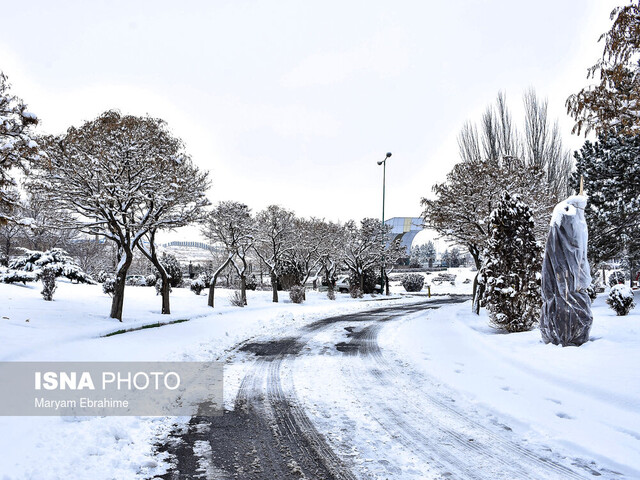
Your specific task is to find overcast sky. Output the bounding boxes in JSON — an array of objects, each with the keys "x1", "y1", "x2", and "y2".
[{"x1": 0, "y1": 0, "x2": 617, "y2": 242}]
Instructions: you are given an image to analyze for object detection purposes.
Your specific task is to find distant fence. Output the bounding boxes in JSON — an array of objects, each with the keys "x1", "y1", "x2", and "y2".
[{"x1": 161, "y1": 241, "x2": 215, "y2": 251}]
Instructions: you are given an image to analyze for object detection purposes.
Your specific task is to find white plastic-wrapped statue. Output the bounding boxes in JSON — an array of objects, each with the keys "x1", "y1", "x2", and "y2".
[{"x1": 540, "y1": 193, "x2": 593, "y2": 346}]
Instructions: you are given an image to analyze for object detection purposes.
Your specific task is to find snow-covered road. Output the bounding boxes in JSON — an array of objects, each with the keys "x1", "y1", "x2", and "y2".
[{"x1": 160, "y1": 296, "x2": 618, "y2": 480}]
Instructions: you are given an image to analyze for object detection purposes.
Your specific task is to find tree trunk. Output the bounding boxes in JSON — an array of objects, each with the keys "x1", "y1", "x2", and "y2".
[
  {"x1": 208, "y1": 277, "x2": 217, "y2": 307},
  {"x1": 384, "y1": 272, "x2": 390, "y2": 295},
  {"x1": 241, "y1": 275, "x2": 247, "y2": 305},
  {"x1": 110, "y1": 267, "x2": 128, "y2": 321},
  {"x1": 160, "y1": 274, "x2": 171, "y2": 314},
  {"x1": 137, "y1": 236, "x2": 171, "y2": 315},
  {"x1": 271, "y1": 272, "x2": 278, "y2": 302},
  {"x1": 471, "y1": 252, "x2": 482, "y2": 315}
]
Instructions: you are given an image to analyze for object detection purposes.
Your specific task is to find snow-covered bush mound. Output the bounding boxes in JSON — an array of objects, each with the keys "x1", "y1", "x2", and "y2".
[
  {"x1": 9, "y1": 248, "x2": 95, "y2": 284},
  {"x1": 608, "y1": 270, "x2": 626, "y2": 287},
  {"x1": 432, "y1": 272, "x2": 456, "y2": 285},
  {"x1": 102, "y1": 277, "x2": 116, "y2": 296},
  {"x1": 246, "y1": 274, "x2": 258, "y2": 291},
  {"x1": 0, "y1": 268, "x2": 37, "y2": 284},
  {"x1": 190, "y1": 277, "x2": 206, "y2": 295},
  {"x1": 289, "y1": 285, "x2": 305, "y2": 304},
  {"x1": 607, "y1": 284, "x2": 635, "y2": 316},
  {"x1": 401, "y1": 273, "x2": 424, "y2": 292}
]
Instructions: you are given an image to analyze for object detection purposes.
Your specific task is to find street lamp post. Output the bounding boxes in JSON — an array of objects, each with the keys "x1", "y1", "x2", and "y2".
[{"x1": 378, "y1": 152, "x2": 392, "y2": 295}]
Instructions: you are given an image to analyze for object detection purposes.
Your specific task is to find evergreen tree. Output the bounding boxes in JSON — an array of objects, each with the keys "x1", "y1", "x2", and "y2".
[
  {"x1": 573, "y1": 132, "x2": 640, "y2": 285},
  {"x1": 480, "y1": 193, "x2": 542, "y2": 333},
  {"x1": 160, "y1": 252, "x2": 183, "y2": 288},
  {"x1": 0, "y1": 72, "x2": 41, "y2": 224},
  {"x1": 450, "y1": 247, "x2": 461, "y2": 268},
  {"x1": 424, "y1": 241, "x2": 436, "y2": 267}
]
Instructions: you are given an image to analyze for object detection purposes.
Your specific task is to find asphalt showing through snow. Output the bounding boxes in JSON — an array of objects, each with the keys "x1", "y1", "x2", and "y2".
[{"x1": 158, "y1": 296, "x2": 615, "y2": 479}]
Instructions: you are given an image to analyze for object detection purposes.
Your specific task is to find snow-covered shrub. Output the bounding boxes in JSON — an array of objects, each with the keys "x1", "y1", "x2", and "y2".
[
  {"x1": 348, "y1": 268, "x2": 379, "y2": 295},
  {"x1": 229, "y1": 290, "x2": 244, "y2": 307},
  {"x1": 61, "y1": 263, "x2": 95, "y2": 284},
  {"x1": 0, "y1": 268, "x2": 37, "y2": 284},
  {"x1": 586, "y1": 285, "x2": 598, "y2": 301},
  {"x1": 608, "y1": 270, "x2": 626, "y2": 287},
  {"x1": 10, "y1": 248, "x2": 94, "y2": 284},
  {"x1": 463, "y1": 278, "x2": 471, "y2": 284},
  {"x1": 480, "y1": 192, "x2": 542, "y2": 333},
  {"x1": 128, "y1": 276, "x2": 147, "y2": 286},
  {"x1": 349, "y1": 286, "x2": 363, "y2": 299},
  {"x1": 607, "y1": 284, "x2": 635, "y2": 316},
  {"x1": 161, "y1": 253, "x2": 183, "y2": 287},
  {"x1": 102, "y1": 277, "x2": 116, "y2": 296},
  {"x1": 0, "y1": 252, "x2": 7, "y2": 267},
  {"x1": 432, "y1": 272, "x2": 456, "y2": 285},
  {"x1": 198, "y1": 271, "x2": 213, "y2": 288},
  {"x1": 246, "y1": 274, "x2": 258, "y2": 291},
  {"x1": 40, "y1": 265, "x2": 57, "y2": 301},
  {"x1": 401, "y1": 273, "x2": 424, "y2": 292},
  {"x1": 190, "y1": 277, "x2": 206, "y2": 295},
  {"x1": 145, "y1": 274, "x2": 157, "y2": 287},
  {"x1": 289, "y1": 285, "x2": 305, "y2": 304},
  {"x1": 96, "y1": 270, "x2": 109, "y2": 283}
]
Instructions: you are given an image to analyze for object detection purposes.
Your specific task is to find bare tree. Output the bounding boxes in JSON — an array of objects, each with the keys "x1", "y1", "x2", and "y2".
[
  {"x1": 343, "y1": 218, "x2": 386, "y2": 293},
  {"x1": 254, "y1": 205, "x2": 295, "y2": 302},
  {"x1": 135, "y1": 148, "x2": 210, "y2": 314},
  {"x1": 32, "y1": 111, "x2": 200, "y2": 321},
  {"x1": 16, "y1": 191, "x2": 79, "y2": 252},
  {"x1": 566, "y1": 2, "x2": 640, "y2": 136},
  {"x1": 523, "y1": 89, "x2": 572, "y2": 198},
  {"x1": 458, "y1": 91, "x2": 572, "y2": 201},
  {"x1": 202, "y1": 201, "x2": 254, "y2": 307},
  {"x1": 382, "y1": 237, "x2": 406, "y2": 295},
  {"x1": 66, "y1": 238, "x2": 113, "y2": 276},
  {"x1": 287, "y1": 217, "x2": 327, "y2": 297},
  {"x1": 315, "y1": 221, "x2": 346, "y2": 299}
]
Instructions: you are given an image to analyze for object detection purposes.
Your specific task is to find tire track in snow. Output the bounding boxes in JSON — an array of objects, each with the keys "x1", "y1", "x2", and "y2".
[{"x1": 336, "y1": 314, "x2": 593, "y2": 479}]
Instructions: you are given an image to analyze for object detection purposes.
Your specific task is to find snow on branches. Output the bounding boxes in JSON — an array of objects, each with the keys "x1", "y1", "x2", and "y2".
[
  {"x1": 0, "y1": 72, "x2": 42, "y2": 224},
  {"x1": 567, "y1": 2, "x2": 640, "y2": 135},
  {"x1": 8, "y1": 248, "x2": 94, "y2": 284},
  {"x1": 30, "y1": 111, "x2": 209, "y2": 320}
]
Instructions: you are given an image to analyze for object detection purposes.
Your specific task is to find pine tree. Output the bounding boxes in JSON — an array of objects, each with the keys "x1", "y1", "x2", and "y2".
[
  {"x1": 480, "y1": 193, "x2": 542, "y2": 332},
  {"x1": 0, "y1": 72, "x2": 41, "y2": 224},
  {"x1": 573, "y1": 132, "x2": 640, "y2": 285},
  {"x1": 160, "y1": 253, "x2": 183, "y2": 288}
]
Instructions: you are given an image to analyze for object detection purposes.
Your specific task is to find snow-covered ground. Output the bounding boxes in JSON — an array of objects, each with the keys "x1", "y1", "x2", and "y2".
[
  {"x1": 380, "y1": 292, "x2": 640, "y2": 477},
  {"x1": 4, "y1": 269, "x2": 635, "y2": 479},
  {"x1": 0, "y1": 279, "x2": 423, "y2": 479}
]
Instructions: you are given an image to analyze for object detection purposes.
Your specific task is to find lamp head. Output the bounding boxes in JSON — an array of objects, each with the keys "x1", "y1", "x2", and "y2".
[
  {"x1": 377, "y1": 160, "x2": 384, "y2": 165},
  {"x1": 386, "y1": 152, "x2": 392, "y2": 158}
]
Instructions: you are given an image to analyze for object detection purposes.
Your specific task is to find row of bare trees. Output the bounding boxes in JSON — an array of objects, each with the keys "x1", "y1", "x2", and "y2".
[
  {"x1": 1, "y1": 76, "x2": 403, "y2": 321},
  {"x1": 201, "y1": 202, "x2": 405, "y2": 308}
]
